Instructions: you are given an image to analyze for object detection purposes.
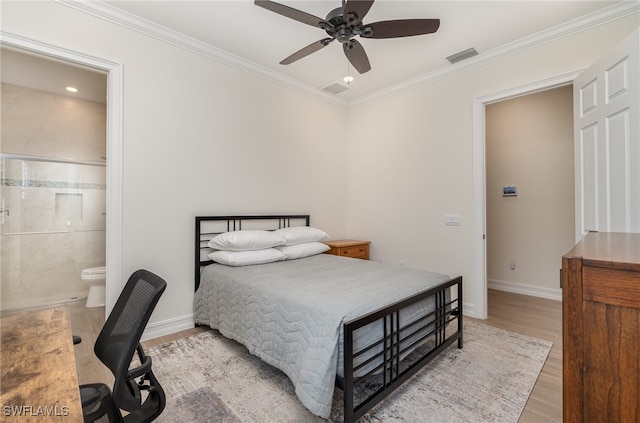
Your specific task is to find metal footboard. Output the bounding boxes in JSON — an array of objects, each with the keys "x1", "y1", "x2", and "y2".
[{"x1": 341, "y1": 276, "x2": 463, "y2": 423}]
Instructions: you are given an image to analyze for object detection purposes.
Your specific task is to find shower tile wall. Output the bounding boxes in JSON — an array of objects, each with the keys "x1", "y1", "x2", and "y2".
[
  {"x1": 1, "y1": 159, "x2": 106, "y2": 309},
  {"x1": 1, "y1": 81, "x2": 107, "y2": 311}
]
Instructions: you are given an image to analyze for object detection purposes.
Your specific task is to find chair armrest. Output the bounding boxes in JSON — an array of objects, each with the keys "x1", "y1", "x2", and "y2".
[{"x1": 127, "y1": 356, "x2": 152, "y2": 380}]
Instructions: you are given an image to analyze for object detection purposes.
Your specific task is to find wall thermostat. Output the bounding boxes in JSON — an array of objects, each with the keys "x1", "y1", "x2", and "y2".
[{"x1": 502, "y1": 186, "x2": 517, "y2": 197}]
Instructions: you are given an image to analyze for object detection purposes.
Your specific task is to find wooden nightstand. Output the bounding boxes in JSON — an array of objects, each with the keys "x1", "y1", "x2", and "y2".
[{"x1": 323, "y1": 239, "x2": 370, "y2": 260}]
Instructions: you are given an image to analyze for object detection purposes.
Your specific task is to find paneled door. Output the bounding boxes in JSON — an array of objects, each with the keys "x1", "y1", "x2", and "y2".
[{"x1": 573, "y1": 28, "x2": 639, "y2": 241}]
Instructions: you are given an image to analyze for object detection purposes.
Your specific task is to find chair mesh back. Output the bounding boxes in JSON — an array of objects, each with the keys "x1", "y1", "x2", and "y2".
[
  {"x1": 93, "y1": 269, "x2": 167, "y2": 412},
  {"x1": 111, "y1": 282, "x2": 156, "y2": 336},
  {"x1": 81, "y1": 384, "x2": 121, "y2": 423}
]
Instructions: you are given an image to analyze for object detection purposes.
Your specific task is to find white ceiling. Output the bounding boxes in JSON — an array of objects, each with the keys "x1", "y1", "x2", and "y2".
[
  {"x1": 1, "y1": 47, "x2": 108, "y2": 103},
  {"x1": 101, "y1": 0, "x2": 621, "y2": 100},
  {"x1": 1, "y1": 1, "x2": 628, "y2": 104}
]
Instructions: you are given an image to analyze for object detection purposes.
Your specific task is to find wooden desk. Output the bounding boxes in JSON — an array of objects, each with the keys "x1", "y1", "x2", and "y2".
[{"x1": 1, "y1": 307, "x2": 83, "y2": 422}]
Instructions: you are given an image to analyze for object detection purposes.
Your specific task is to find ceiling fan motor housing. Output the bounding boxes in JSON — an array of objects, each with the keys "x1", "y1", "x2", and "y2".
[
  {"x1": 326, "y1": 6, "x2": 373, "y2": 42},
  {"x1": 326, "y1": 7, "x2": 345, "y2": 26},
  {"x1": 326, "y1": 7, "x2": 352, "y2": 43}
]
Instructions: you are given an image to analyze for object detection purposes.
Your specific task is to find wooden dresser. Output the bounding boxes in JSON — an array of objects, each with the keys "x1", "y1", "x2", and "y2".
[
  {"x1": 561, "y1": 232, "x2": 640, "y2": 423},
  {"x1": 323, "y1": 239, "x2": 370, "y2": 260}
]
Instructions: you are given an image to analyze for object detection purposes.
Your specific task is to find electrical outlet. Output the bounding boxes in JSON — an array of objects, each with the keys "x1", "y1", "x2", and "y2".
[
  {"x1": 509, "y1": 258, "x2": 517, "y2": 270},
  {"x1": 378, "y1": 258, "x2": 384, "y2": 264}
]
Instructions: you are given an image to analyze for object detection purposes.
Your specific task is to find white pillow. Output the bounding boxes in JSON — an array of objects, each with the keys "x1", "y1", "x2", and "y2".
[
  {"x1": 208, "y1": 248, "x2": 285, "y2": 267},
  {"x1": 207, "y1": 230, "x2": 285, "y2": 251},
  {"x1": 276, "y1": 242, "x2": 330, "y2": 260},
  {"x1": 274, "y1": 226, "x2": 329, "y2": 246}
]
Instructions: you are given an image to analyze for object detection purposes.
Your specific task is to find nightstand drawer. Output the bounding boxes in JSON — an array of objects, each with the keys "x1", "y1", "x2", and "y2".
[
  {"x1": 338, "y1": 245, "x2": 369, "y2": 259},
  {"x1": 323, "y1": 240, "x2": 370, "y2": 260}
]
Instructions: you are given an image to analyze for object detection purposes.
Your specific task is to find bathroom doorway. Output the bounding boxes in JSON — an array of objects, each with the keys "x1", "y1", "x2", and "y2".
[{"x1": 0, "y1": 47, "x2": 108, "y2": 311}]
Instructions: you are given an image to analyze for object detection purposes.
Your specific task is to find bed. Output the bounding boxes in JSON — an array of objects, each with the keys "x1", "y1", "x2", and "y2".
[{"x1": 193, "y1": 215, "x2": 463, "y2": 422}]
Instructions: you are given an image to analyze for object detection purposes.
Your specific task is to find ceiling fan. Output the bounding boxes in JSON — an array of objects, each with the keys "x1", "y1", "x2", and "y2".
[{"x1": 254, "y1": 0, "x2": 440, "y2": 74}]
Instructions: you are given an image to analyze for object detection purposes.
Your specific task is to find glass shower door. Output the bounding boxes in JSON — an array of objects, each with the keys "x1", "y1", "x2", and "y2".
[{"x1": 0, "y1": 155, "x2": 106, "y2": 311}]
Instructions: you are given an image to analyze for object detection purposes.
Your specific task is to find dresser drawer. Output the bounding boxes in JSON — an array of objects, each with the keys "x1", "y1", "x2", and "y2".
[{"x1": 583, "y1": 265, "x2": 640, "y2": 309}]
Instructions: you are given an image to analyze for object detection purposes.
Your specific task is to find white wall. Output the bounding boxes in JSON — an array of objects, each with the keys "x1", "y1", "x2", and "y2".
[
  {"x1": 485, "y1": 86, "x2": 574, "y2": 300},
  {"x1": 1, "y1": 1, "x2": 349, "y2": 327},
  {"x1": 346, "y1": 15, "x2": 639, "y2": 316},
  {"x1": 2, "y1": 1, "x2": 638, "y2": 326}
]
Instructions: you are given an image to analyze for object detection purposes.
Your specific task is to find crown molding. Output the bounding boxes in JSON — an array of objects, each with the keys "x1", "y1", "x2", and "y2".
[
  {"x1": 56, "y1": 0, "x2": 638, "y2": 110},
  {"x1": 349, "y1": 1, "x2": 640, "y2": 108},
  {"x1": 55, "y1": 0, "x2": 349, "y2": 109}
]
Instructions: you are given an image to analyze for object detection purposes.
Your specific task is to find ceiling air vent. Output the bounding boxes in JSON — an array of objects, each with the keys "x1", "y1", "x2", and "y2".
[
  {"x1": 446, "y1": 47, "x2": 478, "y2": 64},
  {"x1": 322, "y1": 82, "x2": 350, "y2": 95}
]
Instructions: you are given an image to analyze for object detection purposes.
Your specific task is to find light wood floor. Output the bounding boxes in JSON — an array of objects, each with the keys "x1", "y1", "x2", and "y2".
[
  {"x1": 476, "y1": 290, "x2": 563, "y2": 423},
  {"x1": 66, "y1": 289, "x2": 562, "y2": 422}
]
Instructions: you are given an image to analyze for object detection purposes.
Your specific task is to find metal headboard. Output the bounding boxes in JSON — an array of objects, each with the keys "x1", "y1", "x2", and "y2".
[{"x1": 194, "y1": 215, "x2": 310, "y2": 291}]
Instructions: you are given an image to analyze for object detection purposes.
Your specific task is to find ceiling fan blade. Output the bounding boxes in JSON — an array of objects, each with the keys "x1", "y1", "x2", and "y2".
[
  {"x1": 343, "y1": 39, "x2": 371, "y2": 74},
  {"x1": 280, "y1": 38, "x2": 334, "y2": 65},
  {"x1": 254, "y1": 0, "x2": 330, "y2": 29},
  {"x1": 363, "y1": 19, "x2": 440, "y2": 39},
  {"x1": 343, "y1": 0, "x2": 374, "y2": 27}
]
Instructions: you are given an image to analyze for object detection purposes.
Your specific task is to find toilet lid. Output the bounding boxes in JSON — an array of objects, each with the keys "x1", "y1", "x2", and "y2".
[{"x1": 82, "y1": 266, "x2": 106, "y2": 276}]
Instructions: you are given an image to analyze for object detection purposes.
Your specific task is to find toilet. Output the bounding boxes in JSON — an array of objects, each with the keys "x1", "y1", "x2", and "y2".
[{"x1": 81, "y1": 266, "x2": 106, "y2": 308}]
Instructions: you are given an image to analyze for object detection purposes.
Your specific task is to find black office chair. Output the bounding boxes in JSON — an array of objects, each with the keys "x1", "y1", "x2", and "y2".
[{"x1": 80, "y1": 269, "x2": 167, "y2": 423}]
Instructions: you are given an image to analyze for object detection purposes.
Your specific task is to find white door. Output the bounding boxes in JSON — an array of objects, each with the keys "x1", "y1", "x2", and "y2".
[{"x1": 574, "y1": 29, "x2": 640, "y2": 241}]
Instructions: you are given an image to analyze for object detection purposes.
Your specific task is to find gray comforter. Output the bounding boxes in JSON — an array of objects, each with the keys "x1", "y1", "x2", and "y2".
[{"x1": 193, "y1": 253, "x2": 450, "y2": 418}]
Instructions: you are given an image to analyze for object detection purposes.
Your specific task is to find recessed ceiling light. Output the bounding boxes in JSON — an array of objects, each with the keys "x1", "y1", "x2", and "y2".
[{"x1": 65, "y1": 86, "x2": 78, "y2": 93}]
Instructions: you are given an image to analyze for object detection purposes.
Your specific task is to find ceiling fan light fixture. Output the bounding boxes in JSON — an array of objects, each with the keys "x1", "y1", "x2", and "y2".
[
  {"x1": 446, "y1": 47, "x2": 478, "y2": 64},
  {"x1": 343, "y1": 75, "x2": 354, "y2": 85}
]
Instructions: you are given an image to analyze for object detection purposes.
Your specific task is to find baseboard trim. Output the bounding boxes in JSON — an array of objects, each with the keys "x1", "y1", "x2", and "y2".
[
  {"x1": 488, "y1": 279, "x2": 562, "y2": 301},
  {"x1": 142, "y1": 314, "x2": 195, "y2": 341},
  {"x1": 462, "y1": 301, "x2": 485, "y2": 319}
]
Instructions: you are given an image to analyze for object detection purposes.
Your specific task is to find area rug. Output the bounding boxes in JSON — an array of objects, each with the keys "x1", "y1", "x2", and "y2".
[{"x1": 148, "y1": 321, "x2": 552, "y2": 423}]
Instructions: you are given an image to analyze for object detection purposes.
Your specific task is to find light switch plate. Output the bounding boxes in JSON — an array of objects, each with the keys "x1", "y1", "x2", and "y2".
[{"x1": 445, "y1": 214, "x2": 461, "y2": 226}]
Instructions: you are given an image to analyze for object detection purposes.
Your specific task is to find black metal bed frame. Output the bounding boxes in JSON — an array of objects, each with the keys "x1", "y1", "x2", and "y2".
[
  {"x1": 194, "y1": 215, "x2": 463, "y2": 423},
  {"x1": 194, "y1": 214, "x2": 310, "y2": 292}
]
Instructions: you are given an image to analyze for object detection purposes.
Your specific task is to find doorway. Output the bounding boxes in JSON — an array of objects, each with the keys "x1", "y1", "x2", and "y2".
[
  {"x1": 484, "y1": 86, "x2": 574, "y2": 304},
  {"x1": 0, "y1": 33, "x2": 123, "y2": 317},
  {"x1": 471, "y1": 71, "x2": 579, "y2": 319},
  {"x1": 1, "y1": 48, "x2": 107, "y2": 311}
]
